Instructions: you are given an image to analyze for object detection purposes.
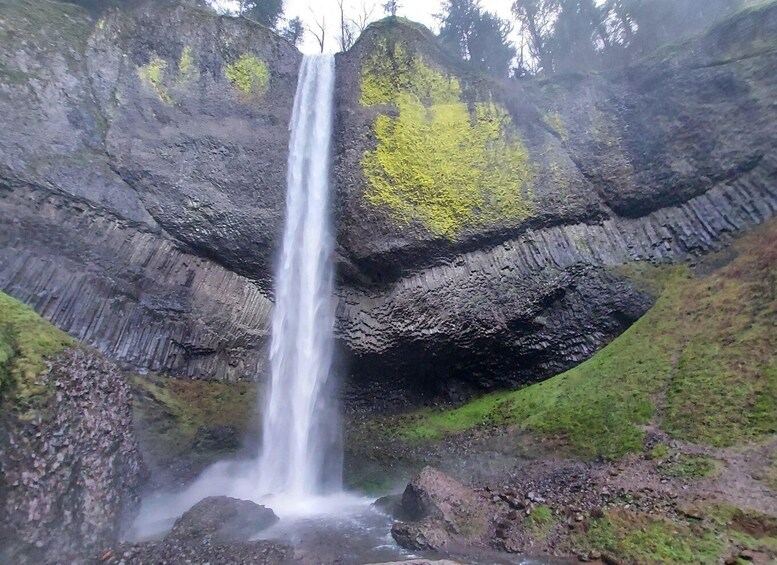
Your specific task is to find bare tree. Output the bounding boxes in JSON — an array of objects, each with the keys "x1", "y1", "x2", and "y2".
[
  {"x1": 308, "y1": 8, "x2": 327, "y2": 53},
  {"x1": 337, "y1": 0, "x2": 357, "y2": 51},
  {"x1": 512, "y1": 0, "x2": 558, "y2": 75},
  {"x1": 352, "y1": 1, "x2": 377, "y2": 33}
]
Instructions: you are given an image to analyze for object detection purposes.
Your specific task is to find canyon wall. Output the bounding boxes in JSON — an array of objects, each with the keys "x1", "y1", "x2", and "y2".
[
  {"x1": 0, "y1": 0, "x2": 776, "y2": 402},
  {"x1": 333, "y1": 7, "x2": 777, "y2": 403},
  {"x1": 0, "y1": 0, "x2": 299, "y2": 380}
]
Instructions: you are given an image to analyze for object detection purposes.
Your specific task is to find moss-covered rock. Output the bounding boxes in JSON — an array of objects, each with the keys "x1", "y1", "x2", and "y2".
[
  {"x1": 225, "y1": 54, "x2": 270, "y2": 99},
  {"x1": 360, "y1": 39, "x2": 534, "y2": 239},
  {"x1": 0, "y1": 292, "x2": 74, "y2": 410},
  {"x1": 130, "y1": 373, "x2": 258, "y2": 485}
]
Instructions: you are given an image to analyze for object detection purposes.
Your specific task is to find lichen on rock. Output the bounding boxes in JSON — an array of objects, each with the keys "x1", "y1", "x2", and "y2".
[
  {"x1": 225, "y1": 54, "x2": 270, "y2": 99},
  {"x1": 360, "y1": 40, "x2": 534, "y2": 239},
  {"x1": 138, "y1": 54, "x2": 173, "y2": 104},
  {"x1": 177, "y1": 46, "x2": 197, "y2": 83}
]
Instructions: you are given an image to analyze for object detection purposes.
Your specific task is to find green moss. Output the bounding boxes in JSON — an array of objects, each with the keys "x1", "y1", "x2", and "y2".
[
  {"x1": 178, "y1": 46, "x2": 197, "y2": 83},
  {"x1": 578, "y1": 510, "x2": 724, "y2": 564},
  {"x1": 527, "y1": 505, "x2": 555, "y2": 537},
  {"x1": 544, "y1": 111, "x2": 569, "y2": 141},
  {"x1": 138, "y1": 55, "x2": 173, "y2": 105},
  {"x1": 225, "y1": 54, "x2": 269, "y2": 99},
  {"x1": 707, "y1": 505, "x2": 777, "y2": 556},
  {"x1": 660, "y1": 455, "x2": 721, "y2": 479},
  {"x1": 648, "y1": 443, "x2": 670, "y2": 460},
  {"x1": 0, "y1": 292, "x2": 74, "y2": 408},
  {"x1": 131, "y1": 373, "x2": 257, "y2": 468},
  {"x1": 360, "y1": 40, "x2": 534, "y2": 239},
  {"x1": 379, "y1": 219, "x2": 777, "y2": 459}
]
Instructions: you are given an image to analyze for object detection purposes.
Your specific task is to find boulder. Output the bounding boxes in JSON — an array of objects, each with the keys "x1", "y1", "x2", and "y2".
[
  {"x1": 168, "y1": 496, "x2": 279, "y2": 544},
  {"x1": 391, "y1": 467, "x2": 490, "y2": 551}
]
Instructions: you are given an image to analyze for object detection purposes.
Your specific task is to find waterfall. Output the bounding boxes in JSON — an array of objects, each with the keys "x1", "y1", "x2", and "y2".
[{"x1": 255, "y1": 54, "x2": 341, "y2": 500}]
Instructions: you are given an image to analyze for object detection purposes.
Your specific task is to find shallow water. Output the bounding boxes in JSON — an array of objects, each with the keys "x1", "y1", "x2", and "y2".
[{"x1": 128, "y1": 472, "x2": 563, "y2": 565}]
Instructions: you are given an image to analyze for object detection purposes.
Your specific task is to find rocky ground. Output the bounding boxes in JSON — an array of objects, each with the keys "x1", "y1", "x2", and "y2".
[{"x1": 356, "y1": 421, "x2": 777, "y2": 564}]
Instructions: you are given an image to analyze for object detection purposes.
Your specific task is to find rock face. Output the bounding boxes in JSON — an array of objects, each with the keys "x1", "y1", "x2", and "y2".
[
  {"x1": 391, "y1": 467, "x2": 490, "y2": 551},
  {"x1": 0, "y1": 0, "x2": 300, "y2": 381},
  {"x1": 333, "y1": 7, "x2": 777, "y2": 403},
  {"x1": 1, "y1": 0, "x2": 777, "y2": 403},
  {"x1": 0, "y1": 348, "x2": 145, "y2": 564}
]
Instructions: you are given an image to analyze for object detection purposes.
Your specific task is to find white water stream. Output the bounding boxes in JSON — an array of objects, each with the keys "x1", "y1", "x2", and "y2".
[{"x1": 256, "y1": 53, "x2": 341, "y2": 500}]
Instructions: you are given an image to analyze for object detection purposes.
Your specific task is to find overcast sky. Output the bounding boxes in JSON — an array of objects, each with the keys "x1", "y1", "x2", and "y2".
[{"x1": 215, "y1": 0, "x2": 518, "y2": 54}]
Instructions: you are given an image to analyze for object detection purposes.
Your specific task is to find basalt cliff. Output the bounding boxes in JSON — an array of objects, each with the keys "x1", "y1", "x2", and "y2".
[{"x1": 1, "y1": 0, "x2": 776, "y2": 406}]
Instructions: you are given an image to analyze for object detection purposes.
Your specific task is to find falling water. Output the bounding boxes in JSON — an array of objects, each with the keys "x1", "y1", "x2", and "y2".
[{"x1": 255, "y1": 54, "x2": 341, "y2": 500}]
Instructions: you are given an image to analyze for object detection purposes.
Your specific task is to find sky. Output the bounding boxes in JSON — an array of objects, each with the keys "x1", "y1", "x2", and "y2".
[{"x1": 215, "y1": 0, "x2": 518, "y2": 54}]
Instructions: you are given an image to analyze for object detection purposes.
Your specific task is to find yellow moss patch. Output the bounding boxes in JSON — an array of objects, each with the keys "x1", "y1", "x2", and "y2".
[
  {"x1": 178, "y1": 46, "x2": 197, "y2": 83},
  {"x1": 545, "y1": 111, "x2": 569, "y2": 141},
  {"x1": 225, "y1": 54, "x2": 269, "y2": 99},
  {"x1": 360, "y1": 41, "x2": 534, "y2": 239},
  {"x1": 138, "y1": 55, "x2": 172, "y2": 105}
]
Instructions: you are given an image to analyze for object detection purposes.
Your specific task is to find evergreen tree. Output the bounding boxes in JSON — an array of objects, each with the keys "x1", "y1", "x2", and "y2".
[
  {"x1": 438, "y1": 0, "x2": 516, "y2": 77},
  {"x1": 241, "y1": 0, "x2": 285, "y2": 28},
  {"x1": 280, "y1": 16, "x2": 305, "y2": 46}
]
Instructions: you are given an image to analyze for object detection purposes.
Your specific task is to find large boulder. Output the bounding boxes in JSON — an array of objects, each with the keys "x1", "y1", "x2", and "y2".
[
  {"x1": 102, "y1": 497, "x2": 287, "y2": 565},
  {"x1": 168, "y1": 496, "x2": 279, "y2": 544},
  {"x1": 391, "y1": 467, "x2": 490, "y2": 551}
]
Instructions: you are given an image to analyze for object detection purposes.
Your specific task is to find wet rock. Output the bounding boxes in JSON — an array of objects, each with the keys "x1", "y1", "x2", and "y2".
[
  {"x1": 192, "y1": 425, "x2": 240, "y2": 453},
  {"x1": 104, "y1": 539, "x2": 293, "y2": 565},
  {"x1": 168, "y1": 496, "x2": 279, "y2": 544},
  {"x1": 0, "y1": 1, "x2": 288, "y2": 381},
  {"x1": 391, "y1": 467, "x2": 489, "y2": 551},
  {"x1": 373, "y1": 493, "x2": 403, "y2": 518},
  {"x1": 390, "y1": 521, "x2": 452, "y2": 552},
  {"x1": 365, "y1": 561, "x2": 464, "y2": 565},
  {"x1": 335, "y1": 5, "x2": 777, "y2": 404}
]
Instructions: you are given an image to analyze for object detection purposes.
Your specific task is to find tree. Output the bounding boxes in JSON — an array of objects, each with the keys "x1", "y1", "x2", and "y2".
[
  {"x1": 337, "y1": 0, "x2": 357, "y2": 51},
  {"x1": 308, "y1": 10, "x2": 327, "y2": 53},
  {"x1": 438, "y1": 0, "x2": 516, "y2": 77},
  {"x1": 241, "y1": 0, "x2": 284, "y2": 28},
  {"x1": 548, "y1": 0, "x2": 607, "y2": 73},
  {"x1": 383, "y1": 0, "x2": 400, "y2": 17},
  {"x1": 512, "y1": 0, "x2": 558, "y2": 75},
  {"x1": 468, "y1": 11, "x2": 515, "y2": 77},
  {"x1": 280, "y1": 16, "x2": 305, "y2": 46},
  {"x1": 354, "y1": 2, "x2": 377, "y2": 32}
]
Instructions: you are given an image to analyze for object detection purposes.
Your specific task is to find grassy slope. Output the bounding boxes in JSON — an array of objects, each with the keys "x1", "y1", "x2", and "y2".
[
  {"x1": 380, "y1": 219, "x2": 777, "y2": 459},
  {"x1": 0, "y1": 292, "x2": 74, "y2": 409}
]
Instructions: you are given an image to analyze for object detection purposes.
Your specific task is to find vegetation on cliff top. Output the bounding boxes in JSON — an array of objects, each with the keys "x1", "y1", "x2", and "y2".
[
  {"x1": 381, "y1": 219, "x2": 777, "y2": 459},
  {"x1": 360, "y1": 39, "x2": 534, "y2": 239},
  {"x1": 0, "y1": 292, "x2": 74, "y2": 409}
]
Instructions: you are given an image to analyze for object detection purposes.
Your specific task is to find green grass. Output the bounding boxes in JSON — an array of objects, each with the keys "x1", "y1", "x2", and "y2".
[
  {"x1": 660, "y1": 455, "x2": 720, "y2": 479},
  {"x1": 707, "y1": 505, "x2": 777, "y2": 555},
  {"x1": 527, "y1": 505, "x2": 555, "y2": 538},
  {"x1": 378, "y1": 219, "x2": 777, "y2": 459},
  {"x1": 577, "y1": 510, "x2": 724, "y2": 564},
  {"x1": 0, "y1": 292, "x2": 74, "y2": 408}
]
